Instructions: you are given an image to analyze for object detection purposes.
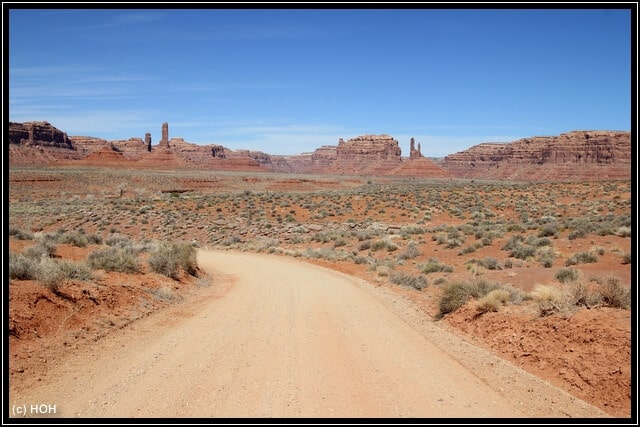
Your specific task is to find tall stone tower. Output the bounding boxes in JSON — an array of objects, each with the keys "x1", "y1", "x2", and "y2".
[
  {"x1": 161, "y1": 122, "x2": 169, "y2": 147},
  {"x1": 409, "y1": 137, "x2": 423, "y2": 159},
  {"x1": 145, "y1": 133, "x2": 152, "y2": 152}
]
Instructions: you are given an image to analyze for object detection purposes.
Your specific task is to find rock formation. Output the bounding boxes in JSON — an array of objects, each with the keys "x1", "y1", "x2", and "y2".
[
  {"x1": 409, "y1": 137, "x2": 423, "y2": 159},
  {"x1": 8, "y1": 121, "x2": 630, "y2": 181},
  {"x1": 160, "y1": 122, "x2": 169, "y2": 147},
  {"x1": 9, "y1": 121, "x2": 74, "y2": 149},
  {"x1": 327, "y1": 134, "x2": 403, "y2": 175},
  {"x1": 441, "y1": 130, "x2": 631, "y2": 180}
]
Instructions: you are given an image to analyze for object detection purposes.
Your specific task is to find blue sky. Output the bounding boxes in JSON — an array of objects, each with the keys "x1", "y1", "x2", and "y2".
[{"x1": 8, "y1": 7, "x2": 632, "y2": 157}]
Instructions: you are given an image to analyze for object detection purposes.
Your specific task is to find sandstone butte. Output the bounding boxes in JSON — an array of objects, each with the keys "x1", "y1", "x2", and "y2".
[{"x1": 7, "y1": 121, "x2": 631, "y2": 181}]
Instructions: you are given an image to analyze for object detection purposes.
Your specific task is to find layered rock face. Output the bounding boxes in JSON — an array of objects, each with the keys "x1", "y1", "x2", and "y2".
[
  {"x1": 9, "y1": 121, "x2": 74, "y2": 149},
  {"x1": 441, "y1": 131, "x2": 631, "y2": 180},
  {"x1": 294, "y1": 135, "x2": 403, "y2": 175},
  {"x1": 9, "y1": 121, "x2": 630, "y2": 181}
]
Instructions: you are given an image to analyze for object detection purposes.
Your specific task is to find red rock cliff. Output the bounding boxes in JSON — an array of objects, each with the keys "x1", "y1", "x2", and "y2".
[{"x1": 441, "y1": 130, "x2": 631, "y2": 180}]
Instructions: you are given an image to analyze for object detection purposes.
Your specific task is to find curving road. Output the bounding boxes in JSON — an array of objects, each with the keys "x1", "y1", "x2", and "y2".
[{"x1": 9, "y1": 250, "x2": 608, "y2": 418}]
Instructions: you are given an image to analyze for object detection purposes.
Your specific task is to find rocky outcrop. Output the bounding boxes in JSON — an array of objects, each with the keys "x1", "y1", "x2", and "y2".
[
  {"x1": 409, "y1": 137, "x2": 423, "y2": 159},
  {"x1": 9, "y1": 121, "x2": 631, "y2": 181},
  {"x1": 289, "y1": 135, "x2": 403, "y2": 175},
  {"x1": 160, "y1": 122, "x2": 169, "y2": 147},
  {"x1": 69, "y1": 136, "x2": 110, "y2": 155},
  {"x1": 441, "y1": 131, "x2": 631, "y2": 180},
  {"x1": 9, "y1": 121, "x2": 74, "y2": 149}
]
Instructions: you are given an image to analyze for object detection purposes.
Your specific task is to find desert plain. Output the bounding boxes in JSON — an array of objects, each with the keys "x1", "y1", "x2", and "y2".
[{"x1": 7, "y1": 164, "x2": 632, "y2": 419}]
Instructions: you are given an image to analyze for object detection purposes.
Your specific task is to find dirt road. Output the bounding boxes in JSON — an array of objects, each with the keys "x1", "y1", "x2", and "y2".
[{"x1": 9, "y1": 250, "x2": 608, "y2": 418}]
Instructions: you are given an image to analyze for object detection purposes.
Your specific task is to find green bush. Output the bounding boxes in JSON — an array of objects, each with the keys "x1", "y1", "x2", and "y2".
[{"x1": 87, "y1": 246, "x2": 141, "y2": 273}]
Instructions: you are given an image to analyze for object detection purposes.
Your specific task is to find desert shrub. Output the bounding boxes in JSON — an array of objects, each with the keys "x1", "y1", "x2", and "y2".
[
  {"x1": 8, "y1": 226, "x2": 33, "y2": 240},
  {"x1": 35, "y1": 257, "x2": 66, "y2": 292},
  {"x1": 390, "y1": 272, "x2": 427, "y2": 290},
  {"x1": 458, "y1": 242, "x2": 482, "y2": 255},
  {"x1": 397, "y1": 241, "x2": 420, "y2": 260},
  {"x1": 530, "y1": 282, "x2": 610, "y2": 317},
  {"x1": 370, "y1": 239, "x2": 388, "y2": 252},
  {"x1": 538, "y1": 251, "x2": 554, "y2": 268},
  {"x1": 221, "y1": 235, "x2": 242, "y2": 246},
  {"x1": 358, "y1": 240, "x2": 371, "y2": 251},
  {"x1": 439, "y1": 281, "x2": 474, "y2": 315},
  {"x1": 87, "y1": 233, "x2": 103, "y2": 245},
  {"x1": 471, "y1": 279, "x2": 500, "y2": 298},
  {"x1": 503, "y1": 259, "x2": 513, "y2": 269},
  {"x1": 87, "y1": 246, "x2": 141, "y2": 273},
  {"x1": 375, "y1": 265, "x2": 391, "y2": 277},
  {"x1": 475, "y1": 289, "x2": 511, "y2": 313},
  {"x1": 432, "y1": 232, "x2": 448, "y2": 245},
  {"x1": 23, "y1": 240, "x2": 57, "y2": 259},
  {"x1": 438, "y1": 279, "x2": 499, "y2": 315},
  {"x1": 58, "y1": 260, "x2": 94, "y2": 281},
  {"x1": 509, "y1": 244, "x2": 536, "y2": 260},
  {"x1": 353, "y1": 256, "x2": 373, "y2": 265},
  {"x1": 598, "y1": 276, "x2": 630, "y2": 309},
  {"x1": 420, "y1": 259, "x2": 454, "y2": 274},
  {"x1": 567, "y1": 228, "x2": 587, "y2": 240},
  {"x1": 333, "y1": 238, "x2": 347, "y2": 248},
  {"x1": 304, "y1": 248, "x2": 352, "y2": 262},
  {"x1": 253, "y1": 238, "x2": 280, "y2": 252},
  {"x1": 478, "y1": 257, "x2": 501, "y2": 270},
  {"x1": 616, "y1": 226, "x2": 631, "y2": 237},
  {"x1": 555, "y1": 267, "x2": 579, "y2": 283},
  {"x1": 9, "y1": 253, "x2": 38, "y2": 280},
  {"x1": 370, "y1": 238, "x2": 397, "y2": 252},
  {"x1": 105, "y1": 233, "x2": 132, "y2": 247},
  {"x1": 530, "y1": 285, "x2": 567, "y2": 317},
  {"x1": 148, "y1": 286, "x2": 177, "y2": 301},
  {"x1": 531, "y1": 237, "x2": 552, "y2": 247},
  {"x1": 57, "y1": 230, "x2": 89, "y2": 247},
  {"x1": 401, "y1": 225, "x2": 425, "y2": 236},
  {"x1": 621, "y1": 252, "x2": 631, "y2": 264},
  {"x1": 148, "y1": 241, "x2": 198, "y2": 279},
  {"x1": 538, "y1": 223, "x2": 558, "y2": 237},
  {"x1": 502, "y1": 234, "x2": 524, "y2": 251},
  {"x1": 565, "y1": 251, "x2": 598, "y2": 266}
]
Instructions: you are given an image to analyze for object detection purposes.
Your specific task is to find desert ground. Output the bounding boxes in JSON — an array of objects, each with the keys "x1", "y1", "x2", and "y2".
[{"x1": 7, "y1": 166, "x2": 633, "y2": 419}]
